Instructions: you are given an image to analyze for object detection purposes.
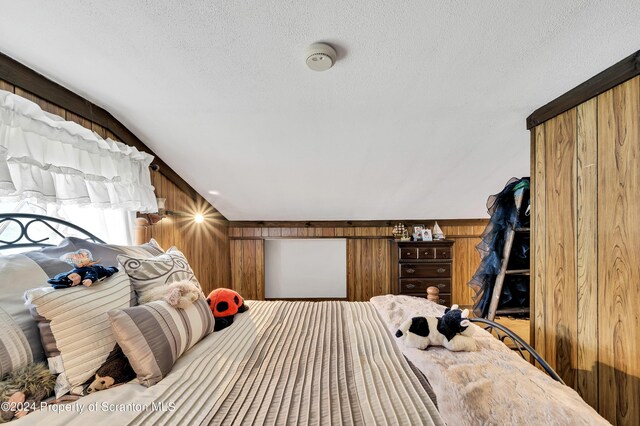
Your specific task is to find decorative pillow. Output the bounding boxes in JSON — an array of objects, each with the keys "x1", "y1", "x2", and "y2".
[
  {"x1": 67, "y1": 237, "x2": 164, "y2": 268},
  {"x1": 24, "y1": 271, "x2": 134, "y2": 397},
  {"x1": 0, "y1": 240, "x2": 76, "y2": 378},
  {"x1": 108, "y1": 298, "x2": 214, "y2": 386},
  {"x1": 117, "y1": 247, "x2": 202, "y2": 303}
]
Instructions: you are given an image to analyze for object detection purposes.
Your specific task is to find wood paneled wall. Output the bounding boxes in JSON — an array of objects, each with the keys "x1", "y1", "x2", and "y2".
[
  {"x1": 229, "y1": 220, "x2": 486, "y2": 304},
  {"x1": 230, "y1": 239, "x2": 264, "y2": 300},
  {"x1": 139, "y1": 173, "x2": 230, "y2": 296},
  {"x1": 1, "y1": 78, "x2": 231, "y2": 297},
  {"x1": 531, "y1": 76, "x2": 640, "y2": 425},
  {"x1": 347, "y1": 239, "x2": 392, "y2": 301}
]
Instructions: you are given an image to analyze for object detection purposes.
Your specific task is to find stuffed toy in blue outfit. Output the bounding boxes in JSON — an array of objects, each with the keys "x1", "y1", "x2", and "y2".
[{"x1": 47, "y1": 249, "x2": 118, "y2": 289}]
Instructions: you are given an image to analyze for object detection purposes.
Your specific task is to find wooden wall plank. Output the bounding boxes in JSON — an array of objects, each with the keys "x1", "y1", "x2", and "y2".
[
  {"x1": 532, "y1": 123, "x2": 547, "y2": 359},
  {"x1": 544, "y1": 109, "x2": 578, "y2": 387},
  {"x1": 597, "y1": 76, "x2": 640, "y2": 425},
  {"x1": 255, "y1": 240, "x2": 265, "y2": 300},
  {"x1": 66, "y1": 111, "x2": 92, "y2": 129},
  {"x1": 0, "y1": 79, "x2": 14, "y2": 92},
  {"x1": 576, "y1": 97, "x2": 599, "y2": 409},
  {"x1": 91, "y1": 122, "x2": 107, "y2": 138},
  {"x1": 245, "y1": 240, "x2": 257, "y2": 299},
  {"x1": 346, "y1": 240, "x2": 356, "y2": 301},
  {"x1": 453, "y1": 238, "x2": 471, "y2": 306}
]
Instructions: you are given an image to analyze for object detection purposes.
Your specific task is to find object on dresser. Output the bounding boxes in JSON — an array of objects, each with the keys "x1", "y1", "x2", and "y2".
[
  {"x1": 206, "y1": 288, "x2": 249, "y2": 331},
  {"x1": 394, "y1": 305, "x2": 477, "y2": 352},
  {"x1": 411, "y1": 225, "x2": 425, "y2": 241},
  {"x1": 421, "y1": 228, "x2": 433, "y2": 241},
  {"x1": 392, "y1": 223, "x2": 407, "y2": 240},
  {"x1": 47, "y1": 249, "x2": 118, "y2": 289},
  {"x1": 432, "y1": 222, "x2": 445, "y2": 240},
  {"x1": 0, "y1": 363, "x2": 56, "y2": 422},
  {"x1": 395, "y1": 240, "x2": 454, "y2": 306}
]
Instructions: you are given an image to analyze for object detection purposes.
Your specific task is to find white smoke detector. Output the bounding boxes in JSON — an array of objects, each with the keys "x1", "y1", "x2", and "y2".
[{"x1": 306, "y1": 43, "x2": 337, "y2": 71}]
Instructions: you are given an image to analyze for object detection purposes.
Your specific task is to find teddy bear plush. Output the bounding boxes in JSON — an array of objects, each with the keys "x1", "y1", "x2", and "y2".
[
  {"x1": 206, "y1": 288, "x2": 248, "y2": 331},
  {"x1": 139, "y1": 281, "x2": 203, "y2": 309},
  {"x1": 47, "y1": 249, "x2": 118, "y2": 289},
  {"x1": 395, "y1": 304, "x2": 477, "y2": 352},
  {"x1": 0, "y1": 363, "x2": 55, "y2": 422}
]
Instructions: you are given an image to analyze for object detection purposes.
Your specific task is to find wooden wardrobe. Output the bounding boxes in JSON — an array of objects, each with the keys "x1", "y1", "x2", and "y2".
[{"x1": 529, "y1": 50, "x2": 640, "y2": 425}]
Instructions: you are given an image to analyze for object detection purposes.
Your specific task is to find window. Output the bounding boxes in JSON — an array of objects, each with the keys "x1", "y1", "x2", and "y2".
[{"x1": 0, "y1": 199, "x2": 134, "y2": 246}]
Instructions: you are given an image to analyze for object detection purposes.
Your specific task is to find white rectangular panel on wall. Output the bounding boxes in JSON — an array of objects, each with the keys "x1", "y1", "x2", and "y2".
[{"x1": 265, "y1": 239, "x2": 346, "y2": 299}]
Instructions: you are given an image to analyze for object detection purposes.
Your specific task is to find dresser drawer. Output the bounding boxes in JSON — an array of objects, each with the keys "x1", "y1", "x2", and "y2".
[
  {"x1": 400, "y1": 278, "x2": 452, "y2": 293},
  {"x1": 399, "y1": 248, "x2": 418, "y2": 259},
  {"x1": 435, "y1": 247, "x2": 452, "y2": 259},
  {"x1": 417, "y1": 247, "x2": 435, "y2": 259},
  {"x1": 400, "y1": 263, "x2": 451, "y2": 278},
  {"x1": 435, "y1": 293, "x2": 452, "y2": 306}
]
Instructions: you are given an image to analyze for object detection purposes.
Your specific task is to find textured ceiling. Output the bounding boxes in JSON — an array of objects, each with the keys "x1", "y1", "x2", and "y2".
[{"x1": 1, "y1": 1, "x2": 639, "y2": 220}]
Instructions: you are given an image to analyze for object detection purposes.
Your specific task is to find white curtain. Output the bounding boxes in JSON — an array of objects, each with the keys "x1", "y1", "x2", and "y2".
[{"x1": 0, "y1": 89, "x2": 157, "y2": 213}]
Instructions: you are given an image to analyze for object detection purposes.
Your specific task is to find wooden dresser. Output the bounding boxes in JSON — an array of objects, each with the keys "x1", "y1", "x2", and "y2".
[{"x1": 393, "y1": 240, "x2": 455, "y2": 306}]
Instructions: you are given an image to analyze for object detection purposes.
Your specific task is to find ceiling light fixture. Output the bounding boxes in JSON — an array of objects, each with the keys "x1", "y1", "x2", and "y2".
[{"x1": 306, "y1": 43, "x2": 337, "y2": 71}]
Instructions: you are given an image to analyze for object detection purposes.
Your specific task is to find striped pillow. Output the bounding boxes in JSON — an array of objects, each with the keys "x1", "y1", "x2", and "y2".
[
  {"x1": 24, "y1": 271, "x2": 134, "y2": 397},
  {"x1": 108, "y1": 298, "x2": 214, "y2": 387},
  {"x1": 0, "y1": 240, "x2": 80, "y2": 379}
]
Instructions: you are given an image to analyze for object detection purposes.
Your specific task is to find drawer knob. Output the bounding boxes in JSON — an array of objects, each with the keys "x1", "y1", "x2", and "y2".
[
  {"x1": 406, "y1": 268, "x2": 416, "y2": 274},
  {"x1": 439, "y1": 299, "x2": 445, "y2": 304},
  {"x1": 406, "y1": 283, "x2": 415, "y2": 289},
  {"x1": 437, "y1": 283, "x2": 446, "y2": 289},
  {"x1": 437, "y1": 267, "x2": 446, "y2": 273}
]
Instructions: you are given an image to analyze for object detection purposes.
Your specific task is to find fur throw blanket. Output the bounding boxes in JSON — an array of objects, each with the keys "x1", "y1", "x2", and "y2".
[{"x1": 370, "y1": 295, "x2": 608, "y2": 426}]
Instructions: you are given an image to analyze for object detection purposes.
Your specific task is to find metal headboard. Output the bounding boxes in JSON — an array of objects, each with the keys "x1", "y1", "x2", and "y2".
[
  {"x1": 0, "y1": 213, "x2": 105, "y2": 251},
  {"x1": 470, "y1": 317, "x2": 565, "y2": 384}
]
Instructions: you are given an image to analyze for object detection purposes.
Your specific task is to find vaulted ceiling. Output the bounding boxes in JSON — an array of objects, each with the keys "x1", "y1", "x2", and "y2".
[{"x1": 1, "y1": 1, "x2": 639, "y2": 220}]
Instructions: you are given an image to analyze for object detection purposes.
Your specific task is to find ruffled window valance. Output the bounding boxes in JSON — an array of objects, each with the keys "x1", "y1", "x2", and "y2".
[{"x1": 0, "y1": 90, "x2": 157, "y2": 212}]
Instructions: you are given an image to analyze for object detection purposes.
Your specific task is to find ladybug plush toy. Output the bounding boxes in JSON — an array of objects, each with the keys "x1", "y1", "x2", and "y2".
[{"x1": 206, "y1": 288, "x2": 249, "y2": 331}]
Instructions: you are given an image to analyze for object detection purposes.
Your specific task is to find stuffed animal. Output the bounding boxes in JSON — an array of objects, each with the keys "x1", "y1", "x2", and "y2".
[
  {"x1": 48, "y1": 249, "x2": 118, "y2": 289},
  {"x1": 84, "y1": 346, "x2": 135, "y2": 395},
  {"x1": 206, "y1": 288, "x2": 248, "y2": 331},
  {"x1": 0, "y1": 363, "x2": 55, "y2": 422},
  {"x1": 139, "y1": 280, "x2": 203, "y2": 309},
  {"x1": 395, "y1": 305, "x2": 477, "y2": 352}
]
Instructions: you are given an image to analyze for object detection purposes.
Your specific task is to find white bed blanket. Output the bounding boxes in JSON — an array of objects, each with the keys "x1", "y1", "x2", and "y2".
[{"x1": 370, "y1": 295, "x2": 609, "y2": 426}]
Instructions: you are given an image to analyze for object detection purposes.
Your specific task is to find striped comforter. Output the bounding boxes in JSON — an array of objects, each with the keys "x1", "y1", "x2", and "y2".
[{"x1": 21, "y1": 301, "x2": 443, "y2": 426}]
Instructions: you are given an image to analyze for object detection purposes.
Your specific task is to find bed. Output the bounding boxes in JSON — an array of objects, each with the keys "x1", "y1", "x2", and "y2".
[{"x1": 0, "y1": 214, "x2": 607, "y2": 425}]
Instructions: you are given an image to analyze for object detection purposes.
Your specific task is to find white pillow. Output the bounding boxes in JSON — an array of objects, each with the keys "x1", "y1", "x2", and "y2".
[{"x1": 117, "y1": 247, "x2": 203, "y2": 303}]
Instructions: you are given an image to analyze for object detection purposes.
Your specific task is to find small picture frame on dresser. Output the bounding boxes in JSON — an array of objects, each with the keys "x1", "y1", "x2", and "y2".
[
  {"x1": 412, "y1": 225, "x2": 425, "y2": 241},
  {"x1": 421, "y1": 228, "x2": 433, "y2": 241}
]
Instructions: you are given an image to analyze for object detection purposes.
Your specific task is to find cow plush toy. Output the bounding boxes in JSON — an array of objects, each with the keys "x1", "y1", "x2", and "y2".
[
  {"x1": 206, "y1": 288, "x2": 249, "y2": 331},
  {"x1": 395, "y1": 305, "x2": 477, "y2": 352}
]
